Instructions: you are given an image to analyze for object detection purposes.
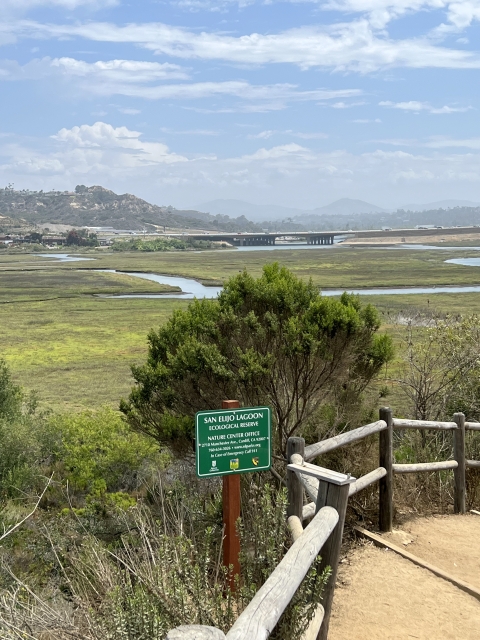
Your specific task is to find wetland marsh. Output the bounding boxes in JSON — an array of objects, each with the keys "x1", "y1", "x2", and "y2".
[{"x1": 3, "y1": 245, "x2": 480, "y2": 410}]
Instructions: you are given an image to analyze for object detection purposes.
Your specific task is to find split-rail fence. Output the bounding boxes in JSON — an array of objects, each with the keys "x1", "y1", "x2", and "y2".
[{"x1": 167, "y1": 408, "x2": 480, "y2": 640}]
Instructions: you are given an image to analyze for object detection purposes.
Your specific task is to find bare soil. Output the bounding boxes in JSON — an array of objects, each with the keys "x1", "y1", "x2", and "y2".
[
  {"x1": 344, "y1": 232, "x2": 480, "y2": 245},
  {"x1": 329, "y1": 515, "x2": 480, "y2": 640},
  {"x1": 383, "y1": 514, "x2": 480, "y2": 589}
]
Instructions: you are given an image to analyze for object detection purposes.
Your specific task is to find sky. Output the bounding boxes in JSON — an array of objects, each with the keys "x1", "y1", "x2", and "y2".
[{"x1": 0, "y1": 0, "x2": 480, "y2": 210}]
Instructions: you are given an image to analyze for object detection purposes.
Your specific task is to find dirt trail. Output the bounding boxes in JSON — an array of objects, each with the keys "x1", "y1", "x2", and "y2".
[
  {"x1": 329, "y1": 515, "x2": 480, "y2": 640},
  {"x1": 383, "y1": 514, "x2": 480, "y2": 589}
]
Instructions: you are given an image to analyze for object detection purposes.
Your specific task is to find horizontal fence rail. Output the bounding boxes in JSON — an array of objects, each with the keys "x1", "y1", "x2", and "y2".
[
  {"x1": 349, "y1": 467, "x2": 387, "y2": 496},
  {"x1": 304, "y1": 420, "x2": 386, "y2": 462},
  {"x1": 299, "y1": 409, "x2": 480, "y2": 532},
  {"x1": 393, "y1": 418, "x2": 457, "y2": 430},
  {"x1": 392, "y1": 461, "x2": 458, "y2": 473},
  {"x1": 297, "y1": 467, "x2": 388, "y2": 517},
  {"x1": 466, "y1": 422, "x2": 480, "y2": 431}
]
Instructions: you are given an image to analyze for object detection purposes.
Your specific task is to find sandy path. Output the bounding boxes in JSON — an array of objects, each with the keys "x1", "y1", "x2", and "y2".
[
  {"x1": 329, "y1": 544, "x2": 480, "y2": 640},
  {"x1": 383, "y1": 514, "x2": 480, "y2": 589}
]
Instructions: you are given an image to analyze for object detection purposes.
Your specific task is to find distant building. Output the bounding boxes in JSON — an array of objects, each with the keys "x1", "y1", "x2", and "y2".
[{"x1": 43, "y1": 235, "x2": 67, "y2": 245}]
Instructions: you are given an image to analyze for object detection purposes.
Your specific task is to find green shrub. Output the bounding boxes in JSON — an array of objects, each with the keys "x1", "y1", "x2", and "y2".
[{"x1": 46, "y1": 407, "x2": 165, "y2": 496}]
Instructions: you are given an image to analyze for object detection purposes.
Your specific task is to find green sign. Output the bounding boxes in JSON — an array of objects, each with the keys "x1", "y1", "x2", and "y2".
[{"x1": 195, "y1": 406, "x2": 271, "y2": 478}]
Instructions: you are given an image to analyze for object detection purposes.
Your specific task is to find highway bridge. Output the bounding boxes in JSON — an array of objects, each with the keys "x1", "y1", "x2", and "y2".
[
  {"x1": 166, "y1": 231, "x2": 341, "y2": 246},
  {"x1": 165, "y1": 225, "x2": 480, "y2": 246}
]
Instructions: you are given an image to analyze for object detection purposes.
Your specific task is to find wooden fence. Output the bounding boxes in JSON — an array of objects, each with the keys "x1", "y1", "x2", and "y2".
[
  {"x1": 292, "y1": 408, "x2": 480, "y2": 531},
  {"x1": 166, "y1": 408, "x2": 480, "y2": 640}
]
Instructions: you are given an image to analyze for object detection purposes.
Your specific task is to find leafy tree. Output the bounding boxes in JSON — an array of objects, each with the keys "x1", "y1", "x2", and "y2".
[
  {"x1": 66, "y1": 229, "x2": 82, "y2": 246},
  {"x1": 121, "y1": 264, "x2": 393, "y2": 454},
  {"x1": 66, "y1": 229, "x2": 98, "y2": 247},
  {"x1": 28, "y1": 232, "x2": 43, "y2": 243}
]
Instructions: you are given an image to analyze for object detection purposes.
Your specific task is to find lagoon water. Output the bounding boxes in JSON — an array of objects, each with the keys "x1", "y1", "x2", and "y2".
[
  {"x1": 97, "y1": 269, "x2": 223, "y2": 299},
  {"x1": 37, "y1": 250, "x2": 480, "y2": 300},
  {"x1": 445, "y1": 258, "x2": 480, "y2": 267},
  {"x1": 98, "y1": 270, "x2": 480, "y2": 300},
  {"x1": 37, "y1": 253, "x2": 95, "y2": 262}
]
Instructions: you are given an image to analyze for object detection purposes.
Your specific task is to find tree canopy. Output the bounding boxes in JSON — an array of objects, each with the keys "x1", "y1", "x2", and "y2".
[{"x1": 121, "y1": 264, "x2": 393, "y2": 454}]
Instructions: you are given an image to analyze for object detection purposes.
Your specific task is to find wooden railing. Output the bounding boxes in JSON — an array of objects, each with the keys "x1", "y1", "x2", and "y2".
[
  {"x1": 291, "y1": 408, "x2": 480, "y2": 533},
  {"x1": 166, "y1": 466, "x2": 353, "y2": 640},
  {"x1": 166, "y1": 408, "x2": 479, "y2": 640}
]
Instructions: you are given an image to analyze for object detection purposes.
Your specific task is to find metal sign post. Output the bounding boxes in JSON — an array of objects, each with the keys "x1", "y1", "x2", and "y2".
[{"x1": 195, "y1": 401, "x2": 271, "y2": 589}]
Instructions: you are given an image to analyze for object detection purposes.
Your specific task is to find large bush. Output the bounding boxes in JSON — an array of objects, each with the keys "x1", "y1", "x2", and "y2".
[{"x1": 121, "y1": 263, "x2": 393, "y2": 454}]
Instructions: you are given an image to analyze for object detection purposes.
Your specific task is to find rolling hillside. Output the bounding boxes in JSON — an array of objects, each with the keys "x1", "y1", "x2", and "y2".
[{"x1": 0, "y1": 185, "x2": 262, "y2": 233}]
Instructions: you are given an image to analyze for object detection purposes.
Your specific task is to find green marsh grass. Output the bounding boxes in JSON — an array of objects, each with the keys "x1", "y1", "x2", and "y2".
[{"x1": 3, "y1": 249, "x2": 480, "y2": 411}]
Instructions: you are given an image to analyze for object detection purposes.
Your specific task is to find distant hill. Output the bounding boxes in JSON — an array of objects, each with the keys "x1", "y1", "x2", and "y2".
[
  {"x1": 0, "y1": 213, "x2": 31, "y2": 234},
  {"x1": 400, "y1": 199, "x2": 480, "y2": 212},
  {"x1": 312, "y1": 198, "x2": 387, "y2": 216},
  {"x1": 195, "y1": 197, "x2": 387, "y2": 223},
  {"x1": 195, "y1": 199, "x2": 306, "y2": 222},
  {"x1": 0, "y1": 186, "x2": 262, "y2": 232}
]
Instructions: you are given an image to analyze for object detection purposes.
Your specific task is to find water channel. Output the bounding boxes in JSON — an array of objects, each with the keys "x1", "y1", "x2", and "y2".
[{"x1": 36, "y1": 249, "x2": 480, "y2": 300}]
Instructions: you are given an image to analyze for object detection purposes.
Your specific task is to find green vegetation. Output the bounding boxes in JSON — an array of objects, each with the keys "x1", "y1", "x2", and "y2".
[
  {"x1": 0, "y1": 265, "x2": 178, "y2": 303},
  {"x1": 111, "y1": 236, "x2": 220, "y2": 252},
  {"x1": 0, "y1": 352, "x2": 329, "y2": 639},
  {"x1": 122, "y1": 264, "x2": 393, "y2": 454},
  {"x1": 0, "y1": 249, "x2": 479, "y2": 638},
  {"x1": 3, "y1": 248, "x2": 480, "y2": 410},
  {"x1": 0, "y1": 296, "x2": 189, "y2": 410}
]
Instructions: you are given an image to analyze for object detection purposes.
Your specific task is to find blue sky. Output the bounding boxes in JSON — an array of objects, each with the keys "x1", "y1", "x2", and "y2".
[{"x1": 0, "y1": 0, "x2": 480, "y2": 210}]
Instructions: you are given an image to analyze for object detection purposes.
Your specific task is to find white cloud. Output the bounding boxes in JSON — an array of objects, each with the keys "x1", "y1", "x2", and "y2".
[
  {"x1": 8, "y1": 19, "x2": 480, "y2": 72},
  {"x1": 169, "y1": 0, "x2": 478, "y2": 32},
  {"x1": 0, "y1": 122, "x2": 186, "y2": 180},
  {"x1": 0, "y1": 57, "x2": 189, "y2": 83},
  {"x1": 118, "y1": 108, "x2": 141, "y2": 115},
  {"x1": 0, "y1": 56, "x2": 360, "y2": 109},
  {"x1": 4, "y1": 126, "x2": 480, "y2": 207},
  {"x1": 0, "y1": 0, "x2": 117, "y2": 18},
  {"x1": 250, "y1": 130, "x2": 276, "y2": 139},
  {"x1": 249, "y1": 130, "x2": 328, "y2": 139},
  {"x1": 371, "y1": 135, "x2": 480, "y2": 148},
  {"x1": 51, "y1": 122, "x2": 187, "y2": 164},
  {"x1": 240, "y1": 143, "x2": 313, "y2": 161},
  {"x1": 379, "y1": 100, "x2": 472, "y2": 113},
  {"x1": 51, "y1": 57, "x2": 189, "y2": 83},
  {"x1": 90, "y1": 81, "x2": 360, "y2": 103},
  {"x1": 424, "y1": 137, "x2": 480, "y2": 149},
  {"x1": 331, "y1": 101, "x2": 366, "y2": 108}
]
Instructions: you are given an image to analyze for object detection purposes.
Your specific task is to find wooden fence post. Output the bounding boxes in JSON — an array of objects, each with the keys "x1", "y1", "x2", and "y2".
[
  {"x1": 379, "y1": 407, "x2": 393, "y2": 532},
  {"x1": 315, "y1": 476, "x2": 351, "y2": 640},
  {"x1": 287, "y1": 437, "x2": 305, "y2": 519},
  {"x1": 222, "y1": 400, "x2": 241, "y2": 589},
  {"x1": 453, "y1": 412, "x2": 466, "y2": 514}
]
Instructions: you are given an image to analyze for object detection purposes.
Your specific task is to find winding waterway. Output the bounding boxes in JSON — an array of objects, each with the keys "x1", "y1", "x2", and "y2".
[{"x1": 36, "y1": 251, "x2": 480, "y2": 300}]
